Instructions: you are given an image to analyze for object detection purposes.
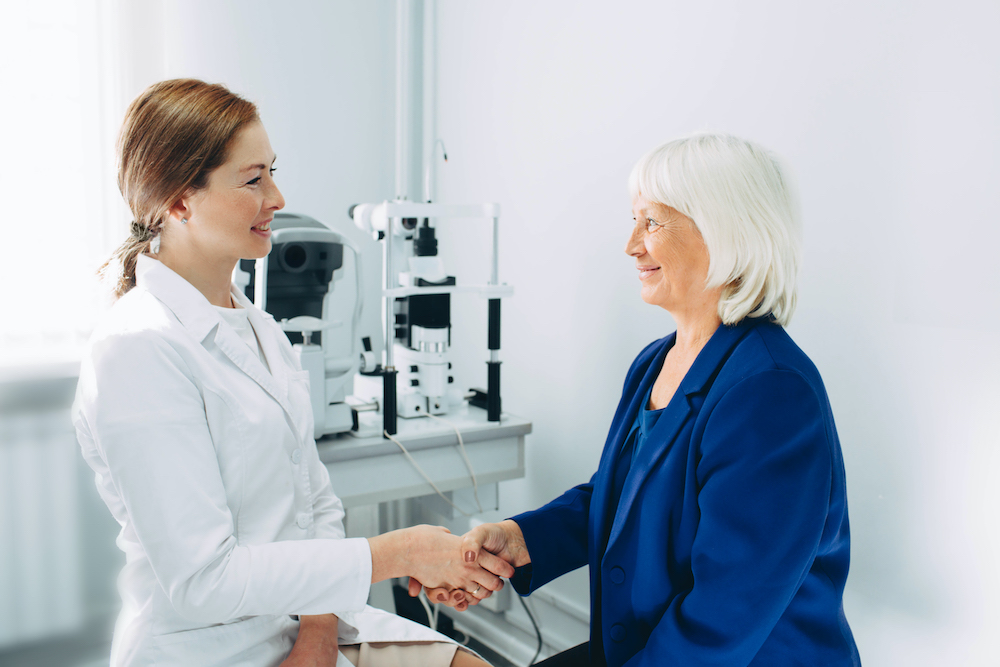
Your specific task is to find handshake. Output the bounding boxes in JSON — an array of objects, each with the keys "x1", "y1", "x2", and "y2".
[{"x1": 369, "y1": 519, "x2": 531, "y2": 613}]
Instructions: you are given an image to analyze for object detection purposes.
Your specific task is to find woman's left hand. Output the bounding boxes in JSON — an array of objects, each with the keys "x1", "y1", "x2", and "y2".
[{"x1": 280, "y1": 614, "x2": 340, "y2": 667}]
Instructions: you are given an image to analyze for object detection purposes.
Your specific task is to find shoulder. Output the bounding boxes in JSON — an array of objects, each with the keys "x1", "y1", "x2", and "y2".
[
  {"x1": 715, "y1": 321, "x2": 826, "y2": 399},
  {"x1": 84, "y1": 288, "x2": 197, "y2": 379},
  {"x1": 698, "y1": 322, "x2": 836, "y2": 457}
]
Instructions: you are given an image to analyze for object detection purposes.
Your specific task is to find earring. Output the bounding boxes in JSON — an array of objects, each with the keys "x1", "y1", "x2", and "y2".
[{"x1": 181, "y1": 218, "x2": 188, "y2": 224}]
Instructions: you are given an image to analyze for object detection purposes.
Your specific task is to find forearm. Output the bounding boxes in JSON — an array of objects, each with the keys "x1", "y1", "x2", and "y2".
[
  {"x1": 509, "y1": 485, "x2": 592, "y2": 592},
  {"x1": 282, "y1": 614, "x2": 339, "y2": 666},
  {"x1": 296, "y1": 613, "x2": 339, "y2": 648},
  {"x1": 367, "y1": 529, "x2": 412, "y2": 583}
]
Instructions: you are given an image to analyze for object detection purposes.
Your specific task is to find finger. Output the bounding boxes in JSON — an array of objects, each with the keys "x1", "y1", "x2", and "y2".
[
  {"x1": 428, "y1": 590, "x2": 455, "y2": 608},
  {"x1": 467, "y1": 576, "x2": 500, "y2": 600},
  {"x1": 474, "y1": 569, "x2": 504, "y2": 594},
  {"x1": 425, "y1": 586, "x2": 451, "y2": 603},
  {"x1": 461, "y1": 529, "x2": 484, "y2": 564},
  {"x1": 454, "y1": 588, "x2": 474, "y2": 610},
  {"x1": 408, "y1": 577, "x2": 422, "y2": 597},
  {"x1": 476, "y1": 549, "x2": 516, "y2": 579}
]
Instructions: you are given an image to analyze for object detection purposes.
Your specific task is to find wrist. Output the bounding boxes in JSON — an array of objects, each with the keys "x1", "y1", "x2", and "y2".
[
  {"x1": 500, "y1": 519, "x2": 531, "y2": 567},
  {"x1": 368, "y1": 528, "x2": 412, "y2": 583}
]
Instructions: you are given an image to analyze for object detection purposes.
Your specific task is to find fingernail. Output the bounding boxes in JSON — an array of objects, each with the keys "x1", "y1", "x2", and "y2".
[
  {"x1": 437, "y1": 593, "x2": 446, "y2": 602},
  {"x1": 465, "y1": 551, "x2": 475, "y2": 562}
]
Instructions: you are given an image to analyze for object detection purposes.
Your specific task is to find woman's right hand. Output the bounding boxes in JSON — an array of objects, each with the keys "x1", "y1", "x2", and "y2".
[
  {"x1": 417, "y1": 520, "x2": 531, "y2": 610},
  {"x1": 368, "y1": 525, "x2": 514, "y2": 599}
]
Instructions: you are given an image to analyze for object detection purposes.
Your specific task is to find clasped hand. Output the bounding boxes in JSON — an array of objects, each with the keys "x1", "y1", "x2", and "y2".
[{"x1": 408, "y1": 520, "x2": 529, "y2": 611}]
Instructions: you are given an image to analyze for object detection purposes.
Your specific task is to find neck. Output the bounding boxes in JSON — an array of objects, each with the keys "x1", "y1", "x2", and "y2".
[
  {"x1": 156, "y1": 244, "x2": 237, "y2": 308},
  {"x1": 670, "y1": 298, "x2": 723, "y2": 355},
  {"x1": 673, "y1": 315, "x2": 721, "y2": 354}
]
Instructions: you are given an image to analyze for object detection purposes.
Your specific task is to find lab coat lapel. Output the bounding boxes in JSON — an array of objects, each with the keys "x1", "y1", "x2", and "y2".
[
  {"x1": 230, "y1": 285, "x2": 293, "y2": 414},
  {"x1": 134, "y1": 255, "x2": 291, "y2": 414},
  {"x1": 604, "y1": 319, "x2": 762, "y2": 553},
  {"x1": 209, "y1": 312, "x2": 291, "y2": 416}
]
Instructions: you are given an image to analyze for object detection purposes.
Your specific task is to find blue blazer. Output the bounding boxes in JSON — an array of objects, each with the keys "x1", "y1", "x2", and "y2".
[{"x1": 511, "y1": 318, "x2": 860, "y2": 666}]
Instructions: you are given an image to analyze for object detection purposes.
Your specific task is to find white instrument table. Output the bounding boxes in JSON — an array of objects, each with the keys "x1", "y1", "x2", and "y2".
[{"x1": 316, "y1": 407, "x2": 530, "y2": 509}]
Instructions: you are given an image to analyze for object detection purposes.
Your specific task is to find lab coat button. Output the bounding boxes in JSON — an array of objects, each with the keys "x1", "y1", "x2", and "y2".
[
  {"x1": 610, "y1": 624, "x2": 626, "y2": 642},
  {"x1": 291, "y1": 448, "x2": 302, "y2": 464},
  {"x1": 610, "y1": 566, "x2": 625, "y2": 584},
  {"x1": 296, "y1": 513, "x2": 310, "y2": 529}
]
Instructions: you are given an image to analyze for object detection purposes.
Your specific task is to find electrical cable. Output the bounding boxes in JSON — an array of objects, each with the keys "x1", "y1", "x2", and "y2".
[
  {"x1": 422, "y1": 412, "x2": 483, "y2": 513},
  {"x1": 417, "y1": 588, "x2": 438, "y2": 631},
  {"x1": 518, "y1": 594, "x2": 544, "y2": 666},
  {"x1": 384, "y1": 430, "x2": 473, "y2": 517}
]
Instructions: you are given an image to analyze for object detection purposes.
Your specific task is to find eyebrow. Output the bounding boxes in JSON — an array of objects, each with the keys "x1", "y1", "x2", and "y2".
[{"x1": 241, "y1": 156, "x2": 277, "y2": 172}]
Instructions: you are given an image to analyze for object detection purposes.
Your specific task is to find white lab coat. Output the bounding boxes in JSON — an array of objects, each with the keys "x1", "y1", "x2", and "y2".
[{"x1": 73, "y1": 255, "x2": 452, "y2": 666}]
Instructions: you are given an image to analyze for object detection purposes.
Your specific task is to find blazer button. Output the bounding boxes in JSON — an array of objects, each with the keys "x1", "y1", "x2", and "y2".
[
  {"x1": 291, "y1": 448, "x2": 302, "y2": 464},
  {"x1": 296, "y1": 513, "x2": 310, "y2": 529},
  {"x1": 609, "y1": 566, "x2": 625, "y2": 585},
  {"x1": 610, "y1": 624, "x2": 626, "y2": 642}
]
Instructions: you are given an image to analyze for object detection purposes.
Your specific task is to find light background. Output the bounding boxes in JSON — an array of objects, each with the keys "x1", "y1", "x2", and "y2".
[{"x1": 1, "y1": 1, "x2": 998, "y2": 665}]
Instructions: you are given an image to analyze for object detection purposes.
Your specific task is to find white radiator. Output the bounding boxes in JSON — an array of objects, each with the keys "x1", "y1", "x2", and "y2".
[{"x1": 0, "y1": 408, "x2": 84, "y2": 648}]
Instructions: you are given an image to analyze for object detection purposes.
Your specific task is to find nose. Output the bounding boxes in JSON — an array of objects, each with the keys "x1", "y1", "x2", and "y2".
[
  {"x1": 625, "y1": 221, "x2": 645, "y2": 257},
  {"x1": 266, "y1": 174, "x2": 285, "y2": 211}
]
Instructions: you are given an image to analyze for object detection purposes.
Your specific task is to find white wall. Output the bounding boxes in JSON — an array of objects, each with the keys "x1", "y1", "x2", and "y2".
[
  {"x1": 114, "y1": 0, "x2": 398, "y2": 248},
  {"x1": 431, "y1": 1, "x2": 1000, "y2": 664}
]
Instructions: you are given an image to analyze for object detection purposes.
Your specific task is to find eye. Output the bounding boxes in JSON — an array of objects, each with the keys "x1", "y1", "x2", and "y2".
[
  {"x1": 246, "y1": 168, "x2": 276, "y2": 187},
  {"x1": 646, "y1": 217, "x2": 662, "y2": 233}
]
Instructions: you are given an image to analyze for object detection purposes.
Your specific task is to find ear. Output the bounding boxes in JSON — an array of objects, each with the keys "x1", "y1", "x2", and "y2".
[{"x1": 167, "y1": 189, "x2": 196, "y2": 225}]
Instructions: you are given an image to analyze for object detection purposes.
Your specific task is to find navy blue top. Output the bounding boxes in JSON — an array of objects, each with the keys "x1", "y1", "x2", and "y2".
[
  {"x1": 604, "y1": 383, "x2": 663, "y2": 549},
  {"x1": 511, "y1": 319, "x2": 861, "y2": 667}
]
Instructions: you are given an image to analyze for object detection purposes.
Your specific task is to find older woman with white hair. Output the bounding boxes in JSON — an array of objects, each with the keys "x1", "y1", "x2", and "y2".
[{"x1": 434, "y1": 133, "x2": 862, "y2": 666}]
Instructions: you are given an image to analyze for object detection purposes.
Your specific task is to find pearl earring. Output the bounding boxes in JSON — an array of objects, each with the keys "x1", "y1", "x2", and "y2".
[{"x1": 181, "y1": 218, "x2": 188, "y2": 225}]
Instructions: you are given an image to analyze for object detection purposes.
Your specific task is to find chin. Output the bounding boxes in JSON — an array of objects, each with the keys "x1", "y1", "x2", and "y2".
[{"x1": 246, "y1": 241, "x2": 272, "y2": 260}]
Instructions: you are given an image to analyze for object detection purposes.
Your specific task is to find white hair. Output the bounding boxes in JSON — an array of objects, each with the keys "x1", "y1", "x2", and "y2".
[{"x1": 628, "y1": 132, "x2": 801, "y2": 326}]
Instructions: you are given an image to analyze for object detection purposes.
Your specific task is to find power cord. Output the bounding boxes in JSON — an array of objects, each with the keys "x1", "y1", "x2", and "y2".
[
  {"x1": 422, "y1": 411, "x2": 484, "y2": 514},
  {"x1": 518, "y1": 594, "x2": 544, "y2": 665},
  {"x1": 417, "y1": 588, "x2": 440, "y2": 631},
  {"x1": 383, "y1": 430, "x2": 474, "y2": 517},
  {"x1": 382, "y1": 411, "x2": 484, "y2": 517}
]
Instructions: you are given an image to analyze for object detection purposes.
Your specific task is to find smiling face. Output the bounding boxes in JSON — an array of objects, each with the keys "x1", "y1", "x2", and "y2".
[
  {"x1": 180, "y1": 121, "x2": 284, "y2": 265},
  {"x1": 625, "y1": 195, "x2": 716, "y2": 316}
]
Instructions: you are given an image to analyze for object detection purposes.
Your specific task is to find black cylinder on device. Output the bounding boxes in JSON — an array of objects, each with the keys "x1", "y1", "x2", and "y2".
[{"x1": 383, "y1": 369, "x2": 398, "y2": 436}]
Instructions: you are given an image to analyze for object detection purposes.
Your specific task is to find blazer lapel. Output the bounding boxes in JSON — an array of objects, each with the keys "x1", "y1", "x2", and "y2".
[
  {"x1": 590, "y1": 335, "x2": 674, "y2": 559},
  {"x1": 604, "y1": 319, "x2": 763, "y2": 553},
  {"x1": 604, "y1": 390, "x2": 692, "y2": 552}
]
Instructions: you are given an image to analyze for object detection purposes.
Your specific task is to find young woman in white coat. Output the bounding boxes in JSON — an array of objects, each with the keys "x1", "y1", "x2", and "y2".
[{"x1": 73, "y1": 79, "x2": 511, "y2": 667}]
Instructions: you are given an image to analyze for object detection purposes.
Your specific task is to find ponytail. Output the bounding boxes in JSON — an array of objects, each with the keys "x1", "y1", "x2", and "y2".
[{"x1": 97, "y1": 220, "x2": 161, "y2": 299}]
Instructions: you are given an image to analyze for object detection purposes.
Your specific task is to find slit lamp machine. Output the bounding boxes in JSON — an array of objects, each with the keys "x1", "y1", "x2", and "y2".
[{"x1": 235, "y1": 203, "x2": 511, "y2": 439}]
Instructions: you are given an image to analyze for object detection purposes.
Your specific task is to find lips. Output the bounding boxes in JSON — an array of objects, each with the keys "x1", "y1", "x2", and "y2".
[
  {"x1": 252, "y1": 219, "x2": 272, "y2": 232},
  {"x1": 637, "y1": 265, "x2": 660, "y2": 280}
]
